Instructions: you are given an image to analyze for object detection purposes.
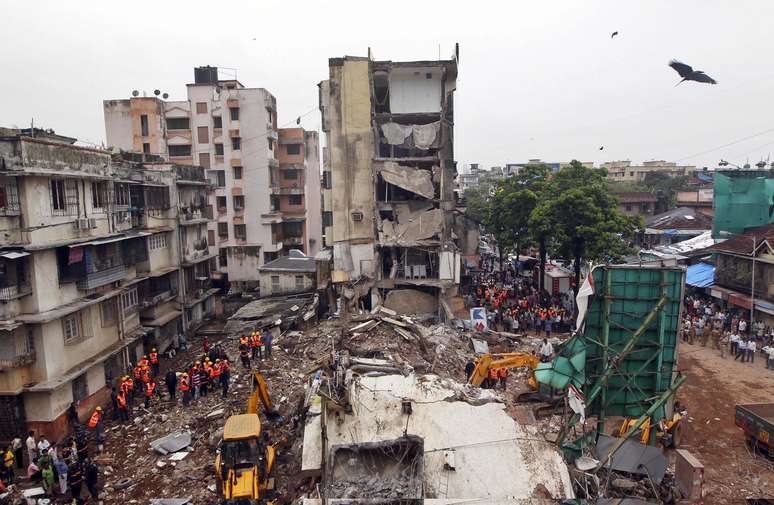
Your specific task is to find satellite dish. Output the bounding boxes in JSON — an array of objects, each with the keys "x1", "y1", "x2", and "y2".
[
  {"x1": 162, "y1": 93, "x2": 169, "y2": 99},
  {"x1": 154, "y1": 89, "x2": 161, "y2": 96},
  {"x1": 131, "y1": 90, "x2": 139, "y2": 97}
]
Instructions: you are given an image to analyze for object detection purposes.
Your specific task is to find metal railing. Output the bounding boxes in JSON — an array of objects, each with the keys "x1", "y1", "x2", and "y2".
[{"x1": 0, "y1": 283, "x2": 32, "y2": 300}]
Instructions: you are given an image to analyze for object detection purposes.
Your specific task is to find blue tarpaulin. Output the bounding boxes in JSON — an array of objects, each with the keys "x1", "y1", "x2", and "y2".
[{"x1": 686, "y1": 262, "x2": 715, "y2": 288}]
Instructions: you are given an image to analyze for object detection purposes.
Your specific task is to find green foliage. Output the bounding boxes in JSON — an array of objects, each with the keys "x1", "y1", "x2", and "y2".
[
  {"x1": 533, "y1": 160, "x2": 640, "y2": 264},
  {"x1": 462, "y1": 186, "x2": 490, "y2": 224}
]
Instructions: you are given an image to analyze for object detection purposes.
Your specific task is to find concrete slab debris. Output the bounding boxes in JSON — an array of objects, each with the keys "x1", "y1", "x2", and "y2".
[
  {"x1": 380, "y1": 208, "x2": 444, "y2": 246},
  {"x1": 168, "y1": 451, "x2": 190, "y2": 461},
  {"x1": 379, "y1": 161, "x2": 435, "y2": 200},
  {"x1": 595, "y1": 434, "x2": 668, "y2": 484},
  {"x1": 149, "y1": 499, "x2": 193, "y2": 505},
  {"x1": 150, "y1": 431, "x2": 192, "y2": 455}
]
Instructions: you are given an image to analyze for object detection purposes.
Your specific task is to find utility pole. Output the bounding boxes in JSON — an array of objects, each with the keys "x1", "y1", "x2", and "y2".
[{"x1": 750, "y1": 236, "x2": 756, "y2": 326}]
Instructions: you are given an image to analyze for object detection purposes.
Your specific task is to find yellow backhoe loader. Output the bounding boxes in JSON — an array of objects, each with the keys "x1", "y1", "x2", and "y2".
[
  {"x1": 468, "y1": 352, "x2": 541, "y2": 389},
  {"x1": 215, "y1": 372, "x2": 283, "y2": 504},
  {"x1": 617, "y1": 406, "x2": 686, "y2": 448}
]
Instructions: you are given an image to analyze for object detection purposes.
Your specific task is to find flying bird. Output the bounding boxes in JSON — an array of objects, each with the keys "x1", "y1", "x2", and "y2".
[
  {"x1": 669, "y1": 60, "x2": 717, "y2": 85},
  {"x1": 599, "y1": 146, "x2": 604, "y2": 151},
  {"x1": 611, "y1": 31, "x2": 619, "y2": 38}
]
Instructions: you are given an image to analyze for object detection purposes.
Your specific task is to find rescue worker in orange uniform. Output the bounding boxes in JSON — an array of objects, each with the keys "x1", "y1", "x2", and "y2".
[
  {"x1": 179, "y1": 372, "x2": 191, "y2": 407},
  {"x1": 87, "y1": 406, "x2": 104, "y2": 441},
  {"x1": 200, "y1": 361, "x2": 212, "y2": 397},
  {"x1": 239, "y1": 341, "x2": 251, "y2": 369},
  {"x1": 250, "y1": 331, "x2": 263, "y2": 360},
  {"x1": 144, "y1": 380, "x2": 159, "y2": 408},
  {"x1": 149, "y1": 348, "x2": 160, "y2": 376},
  {"x1": 121, "y1": 375, "x2": 134, "y2": 405},
  {"x1": 219, "y1": 360, "x2": 231, "y2": 397},
  {"x1": 139, "y1": 355, "x2": 149, "y2": 368},
  {"x1": 116, "y1": 390, "x2": 129, "y2": 422},
  {"x1": 239, "y1": 335, "x2": 249, "y2": 347},
  {"x1": 486, "y1": 367, "x2": 498, "y2": 389},
  {"x1": 498, "y1": 367, "x2": 509, "y2": 390}
]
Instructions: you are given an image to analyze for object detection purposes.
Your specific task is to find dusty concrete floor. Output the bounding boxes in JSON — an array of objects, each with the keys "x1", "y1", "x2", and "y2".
[{"x1": 674, "y1": 341, "x2": 774, "y2": 504}]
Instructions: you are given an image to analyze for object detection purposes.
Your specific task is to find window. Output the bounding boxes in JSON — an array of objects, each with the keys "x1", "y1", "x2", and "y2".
[
  {"x1": 208, "y1": 229, "x2": 215, "y2": 245},
  {"x1": 281, "y1": 169, "x2": 297, "y2": 180},
  {"x1": 149, "y1": 233, "x2": 168, "y2": 250},
  {"x1": 232, "y1": 137, "x2": 241, "y2": 151},
  {"x1": 234, "y1": 224, "x2": 246, "y2": 239},
  {"x1": 199, "y1": 153, "x2": 211, "y2": 169},
  {"x1": 233, "y1": 195, "x2": 245, "y2": 210},
  {"x1": 100, "y1": 299, "x2": 117, "y2": 327},
  {"x1": 140, "y1": 114, "x2": 149, "y2": 136},
  {"x1": 63, "y1": 314, "x2": 81, "y2": 344},
  {"x1": 146, "y1": 186, "x2": 170, "y2": 209},
  {"x1": 215, "y1": 143, "x2": 224, "y2": 156},
  {"x1": 289, "y1": 194, "x2": 303, "y2": 205},
  {"x1": 625, "y1": 205, "x2": 632, "y2": 212},
  {"x1": 271, "y1": 275, "x2": 280, "y2": 292},
  {"x1": 51, "y1": 179, "x2": 78, "y2": 216},
  {"x1": 196, "y1": 102, "x2": 208, "y2": 114},
  {"x1": 264, "y1": 252, "x2": 277, "y2": 263},
  {"x1": 286, "y1": 144, "x2": 301, "y2": 155},
  {"x1": 121, "y1": 287, "x2": 139, "y2": 315},
  {"x1": 91, "y1": 181, "x2": 109, "y2": 212},
  {"x1": 268, "y1": 138, "x2": 274, "y2": 151},
  {"x1": 115, "y1": 182, "x2": 130, "y2": 207},
  {"x1": 229, "y1": 107, "x2": 240, "y2": 121},
  {"x1": 295, "y1": 275, "x2": 304, "y2": 290},
  {"x1": 218, "y1": 222, "x2": 228, "y2": 237},
  {"x1": 267, "y1": 110, "x2": 273, "y2": 125},
  {"x1": 168, "y1": 144, "x2": 192, "y2": 157},
  {"x1": 219, "y1": 248, "x2": 228, "y2": 267},
  {"x1": 197, "y1": 126, "x2": 209, "y2": 144},
  {"x1": 213, "y1": 116, "x2": 223, "y2": 129},
  {"x1": 322, "y1": 211, "x2": 333, "y2": 227},
  {"x1": 215, "y1": 170, "x2": 226, "y2": 187},
  {"x1": 216, "y1": 196, "x2": 227, "y2": 211},
  {"x1": 322, "y1": 171, "x2": 332, "y2": 189},
  {"x1": 72, "y1": 374, "x2": 88, "y2": 402},
  {"x1": 142, "y1": 142, "x2": 150, "y2": 154},
  {"x1": 166, "y1": 117, "x2": 190, "y2": 130},
  {"x1": 233, "y1": 166, "x2": 243, "y2": 180}
]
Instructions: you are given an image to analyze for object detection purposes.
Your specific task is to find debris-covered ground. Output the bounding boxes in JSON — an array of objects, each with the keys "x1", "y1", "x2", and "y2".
[{"x1": 94, "y1": 311, "x2": 568, "y2": 504}]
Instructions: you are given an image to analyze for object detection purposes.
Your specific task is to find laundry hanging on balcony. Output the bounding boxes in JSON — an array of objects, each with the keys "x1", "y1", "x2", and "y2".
[{"x1": 68, "y1": 246, "x2": 84, "y2": 265}]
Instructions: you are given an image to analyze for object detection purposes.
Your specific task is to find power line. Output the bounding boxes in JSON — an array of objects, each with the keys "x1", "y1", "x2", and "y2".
[{"x1": 673, "y1": 125, "x2": 774, "y2": 163}]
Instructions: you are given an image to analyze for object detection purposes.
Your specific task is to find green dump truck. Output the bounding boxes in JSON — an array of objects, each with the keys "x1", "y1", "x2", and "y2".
[{"x1": 736, "y1": 403, "x2": 774, "y2": 457}]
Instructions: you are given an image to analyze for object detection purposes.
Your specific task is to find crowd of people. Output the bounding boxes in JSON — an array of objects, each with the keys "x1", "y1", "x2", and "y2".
[
  {"x1": 682, "y1": 294, "x2": 774, "y2": 367},
  {"x1": 0, "y1": 326, "x2": 275, "y2": 502},
  {"x1": 464, "y1": 267, "x2": 575, "y2": 337}
]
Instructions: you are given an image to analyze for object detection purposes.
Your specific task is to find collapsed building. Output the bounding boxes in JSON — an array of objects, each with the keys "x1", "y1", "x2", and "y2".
[{"x1": 319, "y1": 47, "x2": 475, "y2": 318}]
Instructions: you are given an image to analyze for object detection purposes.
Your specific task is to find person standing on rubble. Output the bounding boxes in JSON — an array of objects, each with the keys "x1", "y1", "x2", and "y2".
[
  {"x1": 116, "y1": 389, "x2": 129, "y2": 423},
  {"x1": 539, "y1": 338, "x2": 554, "y2": 362},
  {"x1": 165, "y1": 369, "x2": 178, "y2": 401},
  {"x1": 464, "y1": 360, "x2": 476, "y2": 381},
  {"x1": 263, "y1": 331, "x2": 273, "y2": 360},
  {"x1": 239, "y1": 341, "x2": 251, "y2": 369},
  {"x1": 87, "y1": 407, "x2": 103, "y2": 443},
  {"x1": 149, "y1": 348, "x2": 160, "y2": 376},
  {"x1": 190, "y1": 362, "x2": 201, "y2": 400},
  {"x1": 67, "y1": 459, "x2": 83, "y2": 502},
  {"x1": 220, "y1": 360, "x2": 231, "y2": 397},
  {"x1": 144, "y1": 380, "x2": 160, "y2": 408},
  {"x1": 498, "y1": 367, "x2": 509, "y2": 390},
  {"x1": 84, "y1": 458, "x2": 99, "y2": 501},
  {"x1": 180, "y1": 371, "x2": 191, "y2": 407}
]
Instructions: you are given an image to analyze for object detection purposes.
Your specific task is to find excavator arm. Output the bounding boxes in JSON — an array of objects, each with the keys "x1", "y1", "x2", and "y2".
[
  {"x1": 469, "y1": 353, "x2": 541, "y2": 388},
  {"x1": 248, "y1": 372, "x2": 283, "y2": 423}
]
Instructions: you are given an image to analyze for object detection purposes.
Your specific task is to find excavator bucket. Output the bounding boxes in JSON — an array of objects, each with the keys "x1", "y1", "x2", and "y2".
[{"x1": 249, "y1": 372, "x2": 284, "y2": 424}]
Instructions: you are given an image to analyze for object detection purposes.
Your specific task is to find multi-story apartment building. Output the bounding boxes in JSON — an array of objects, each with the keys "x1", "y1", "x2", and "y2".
[
  {"x1": 602, "y1": 160, "x2": 695, "y2": 182},
  {"x1": 103, "y1": 66, "x2": 322, "y2": 291},
  {"x1": 0, "y1": 130, "x2": 215, "y2": 440},
  {"x1": 319, "y1": 50, "x2": 461, "y2": 315}
]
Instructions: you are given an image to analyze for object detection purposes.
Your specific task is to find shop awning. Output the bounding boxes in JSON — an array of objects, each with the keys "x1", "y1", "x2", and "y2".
[
  {"x1": 68, "y1": 232, "x2": 151, "y2": 248},
  {"x1": 685, "y1": 262, "x2": 715, "y2": 288}
]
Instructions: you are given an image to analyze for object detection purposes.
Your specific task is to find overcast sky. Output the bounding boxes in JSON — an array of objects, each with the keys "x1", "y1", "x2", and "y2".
[{"x1": 2, "y1": 0, "x2": 773, "y2": 171}]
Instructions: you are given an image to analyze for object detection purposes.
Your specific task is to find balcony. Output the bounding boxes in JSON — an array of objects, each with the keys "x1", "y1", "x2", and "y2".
[
  {"x1": 281, "y1": 236, "x2": 304, "y2": 246},
  {"x1": 0, "y1": 283, "x2": 32, "y2": 301},
  {"x1": 180, "y1": 207, "x2": 213, "y2": 224},
  {"x1": 0, "y1": 350, "x2": 35, "y2": 372},
  {"x1": 77, "y1": 264, "x2": 127, "y2": 290},
  {"x1": 268, "y1": 158, "x2": 279, "y2": 169},
  {"x1": 269, "y1": 185, "x2": 304, "y2": 196}
]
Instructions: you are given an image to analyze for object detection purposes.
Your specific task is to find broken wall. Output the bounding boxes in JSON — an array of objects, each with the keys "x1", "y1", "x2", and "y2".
[{"x1": 384, "y1": 289, "x2": 438, "y2": 314}]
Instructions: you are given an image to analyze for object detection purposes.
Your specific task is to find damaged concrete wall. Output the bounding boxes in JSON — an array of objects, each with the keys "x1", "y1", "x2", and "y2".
[
  {"x1": 384, "y1": 289, "x2": 438, "y2": 314},
  {"x1": 379, "y1": 208, "x2": 444, "y2": 246},
  {"x1": 325, "y1": 58, "x2": 376, "y2": 281}
]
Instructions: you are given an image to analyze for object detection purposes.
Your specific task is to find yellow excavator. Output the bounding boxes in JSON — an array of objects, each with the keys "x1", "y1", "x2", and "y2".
[
  {"x1": 215, "y1": 372, "x2": 283, "y2": 504},
  {"x1": 617, "y1": 403, "x2": 686, "y2": 448},
  {"x1": 468, "y1": 352, "x2": 541, "y2": 389}
]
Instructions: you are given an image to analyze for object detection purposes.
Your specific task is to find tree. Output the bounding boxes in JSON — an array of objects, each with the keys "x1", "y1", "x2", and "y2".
[
  {"x1": 531, "y1": 161, "x2": 640, "y2": 295},
  {"x1": 642, "y1": 172, "x2": 691, "y2": 213},
  {"x1": 484, "y1": 164, "x2": 552, "y2": 282},
  {"x1": 462, "y1": 186, "x2": 490, "y2": 225}
]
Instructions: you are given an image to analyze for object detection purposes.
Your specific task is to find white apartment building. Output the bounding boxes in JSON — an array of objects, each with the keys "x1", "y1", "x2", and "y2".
[
  {"x1": 0, "y1": 130, "x2": 215, "y2": 441},
  {"x1": 104, "y1": 66, "x2": 322, "y2": 291},
  {"x1": 601, "y1": 160, "x2": 696, "y2": 182}
]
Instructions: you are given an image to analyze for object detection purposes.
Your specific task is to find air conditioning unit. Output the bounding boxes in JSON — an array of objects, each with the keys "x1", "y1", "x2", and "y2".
[
  {"x1": 73, "y1": 218, "x2": 91, "y2": 230},
  {"x1": 87, "y1": 218, "x2": 97, "y2": 229},
  {"x1": 351, "y1": 211, "x2": 364, "y2": 222}
]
